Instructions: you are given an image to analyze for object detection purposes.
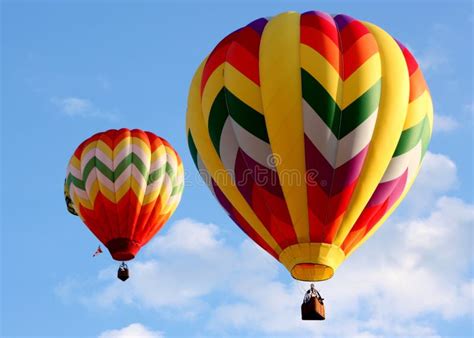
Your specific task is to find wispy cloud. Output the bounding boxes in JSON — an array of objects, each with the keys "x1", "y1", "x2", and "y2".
[
  {"x1": 434, "y1": 114, "x2": 459, "y2": 133},
  {"x1": 57, "y1": 152, "x2": 473, "y2": 337},
  {"x1": 405, "y1": 152, "x2": 458, "y2": 214},
  {"x1": 417, "y1": 47, "x2": 449, "y2": 73},
  {"x1": 98, "y1": 323, "x2": 163, "y2": 338},
  {"x1": 51, "y1": 96, "x2": 118, "y2": 121},
  {"x1": 415, "y1": 24, "x2": 450, "y2": 74}
]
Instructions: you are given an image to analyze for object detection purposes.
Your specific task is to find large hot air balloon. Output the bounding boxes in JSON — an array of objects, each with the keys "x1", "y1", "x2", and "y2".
[
  {"x1": 186, "y1": 11, "x2": 433, "y2": 287},
  {"x1": 65, "y1": 129, "x2": 184, "y2": 280}
]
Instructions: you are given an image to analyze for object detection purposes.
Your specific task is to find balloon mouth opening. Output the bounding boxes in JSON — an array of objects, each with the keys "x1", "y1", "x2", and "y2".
[
  {"x1": 291, "y1": 263, "x2": 334, "y2": 282},
  {"x1": 279, "y1": 243, "x2": 345, "y2": 282},
  {"x1": 106, "y1": 238, "x2": 141, "y2": 261}
]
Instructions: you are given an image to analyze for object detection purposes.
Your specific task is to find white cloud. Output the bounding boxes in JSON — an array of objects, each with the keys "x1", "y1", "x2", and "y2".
[
  {"x1": 207, "y1": 195, "x2": 473, "y2": 336},
  {"x1": 403, "y1": 152, "x2": 457, "y2": 215},
  {"x1": 417, "y1": 152, "x2": 457, "y2": 192},
  {"x1": 51, "y1": 96, "x2": 118, "y2": 121},
  {"x1": 418, "y1": 47, "x2": 448, "y2": 73},
  {"x1": 433, "y1": 114, "x2": 459, "y2": 133},
  {"x1": 98, "y1": 323, "x2": 163, "y2": 338},
  {"x1": 145, "y1": 218, "x2": 222, "y2": 254},
  {"x1": 54, "y1": 97, "x2": 91, "y2": 116},
  {"x1": 58, "y1": 152, "x2": 473, "y2": 337},
  {"x1": 76, "y1": 219, "x2": 264, "y2": 317}
]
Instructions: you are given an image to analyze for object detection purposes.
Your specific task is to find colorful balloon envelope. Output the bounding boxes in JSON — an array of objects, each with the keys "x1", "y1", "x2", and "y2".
[
  {"x1": 65, "y1": 129, "x2": 184, "y2": 262},
  {"x1": 186, "y1": 11, "x2": 433, "y2": 281}
]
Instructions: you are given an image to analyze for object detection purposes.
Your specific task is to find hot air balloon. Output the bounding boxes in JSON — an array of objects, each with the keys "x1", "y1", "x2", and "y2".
[
  {"x1": 186, "y1": 11, "x2": 433, "y2": 318},
  {"x1": 65, "y1": 129, "x2": 184, "y2": 281}
]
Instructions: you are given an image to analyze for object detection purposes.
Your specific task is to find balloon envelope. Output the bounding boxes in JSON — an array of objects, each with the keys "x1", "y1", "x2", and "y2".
[
  {"x1": 186, "y1": 11, "x2": 433, "y2": 281},
  {"x1": 65, "y1": 128, "x2": 184, "y2": 261}
]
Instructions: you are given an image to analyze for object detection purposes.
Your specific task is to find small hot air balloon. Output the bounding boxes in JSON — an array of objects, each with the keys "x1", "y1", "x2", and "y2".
[
  {"x1": 186, "y1": 11, "x2": 433, "y2": 318},
  {"x1": 65, "y1": 129, "x2": 184, "y2": 281}
]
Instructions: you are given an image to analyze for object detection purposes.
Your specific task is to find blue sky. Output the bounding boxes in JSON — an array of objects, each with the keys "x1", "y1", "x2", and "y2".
[{"x1": 1, "y1": 1, "x2": 473, "y2": 337}]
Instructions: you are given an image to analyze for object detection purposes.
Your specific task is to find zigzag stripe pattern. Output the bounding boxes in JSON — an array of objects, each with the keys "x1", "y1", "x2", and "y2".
[
  {"x1": 341, "y1": 41, "x2": 433, "y2": 254},
  {"x1": 188, "y1": 132, "x2": 279, "y2": 259},
  {"x1": 186, "y1": 11, "x2": 433, "y2": 281},
  {"x1": 201, "y1": 18, "x2": 300, "y2": 249},
  {"x1": 301, "y1": 12, "x2": 382, "y2": 244},
  {"x1": 65, "y1": 129, "x2": 184, "y2": 254}
]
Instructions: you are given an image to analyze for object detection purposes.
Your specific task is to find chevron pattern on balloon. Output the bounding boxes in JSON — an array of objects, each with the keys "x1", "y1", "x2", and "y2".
[
  {"x1": 342, "y1": 42, "x2": 433, "y2": 254},
  {"x1": 201, "y1": 18, "x2": 300, "y2": 250},
  {"x1": 186, "y1": 10, "x2": 433, "y2": 281},
  {"x1": 188, "y1": 132, "x2": 280, "y2": 259},
  {"x1": 301, "y1": 12, "x2": 383, "y2": 244},
  {"x1": 65, "y1": 129, "x2": 184, "y2": 249}
]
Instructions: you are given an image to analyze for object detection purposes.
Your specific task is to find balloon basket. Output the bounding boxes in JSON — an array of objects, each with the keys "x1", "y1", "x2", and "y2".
[
  {"x1": 301, "y1": 297, "x2": 325, "y2": 320},
  {"x1": 117, "y1": 262, "x2": 129, "y2": 282}
]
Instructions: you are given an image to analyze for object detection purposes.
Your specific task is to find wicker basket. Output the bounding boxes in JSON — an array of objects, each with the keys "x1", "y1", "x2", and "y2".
[{"x1": 301, "y1": 297, "x2": 325, "y2": 320}]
